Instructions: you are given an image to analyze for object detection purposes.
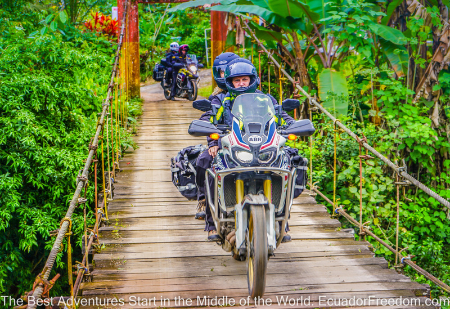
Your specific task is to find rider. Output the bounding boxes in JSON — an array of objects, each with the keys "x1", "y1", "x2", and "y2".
[
  {"x1": 198, "y1": 58, "x2": 295, "y2": 241},
  {"x1": 170, "y1": 44, "x2": 190, "y2": 100},
  {"x1": 164, "y1": 42, "x2": 179, "y2": 87},
  {"x1": 195, "y1": 52, "x2": 239, "y2": 221}
]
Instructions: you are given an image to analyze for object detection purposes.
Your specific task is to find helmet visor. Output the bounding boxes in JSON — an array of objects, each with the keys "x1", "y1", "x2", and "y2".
[
  {"x1": 213, "y1": 65, "x2": 227, "y2": 79},
  {"x1": 226, "y1": 62, "x2": 256, "y2": 79}
]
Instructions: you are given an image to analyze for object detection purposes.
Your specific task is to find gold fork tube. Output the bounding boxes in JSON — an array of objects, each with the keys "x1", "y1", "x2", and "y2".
[
  {"x1": 264, "y1": 179, "x2": 272, "y2": 203},
  {"x1": 236, "y1": 179, "x2": 244, "y2": 204}
]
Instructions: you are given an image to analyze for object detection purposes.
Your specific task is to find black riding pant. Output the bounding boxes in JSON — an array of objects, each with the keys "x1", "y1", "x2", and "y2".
[{"x1": 195, "y1": 150, "x2": 215, "y2": 231}]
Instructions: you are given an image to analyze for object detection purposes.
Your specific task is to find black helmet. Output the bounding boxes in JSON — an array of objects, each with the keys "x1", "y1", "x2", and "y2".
[
  {"x1": 224, "y1": 58, "x2": 259, "y2": 96},
  {"x1": 213, "y1": 52, "x2": 239, "y2": 91}
]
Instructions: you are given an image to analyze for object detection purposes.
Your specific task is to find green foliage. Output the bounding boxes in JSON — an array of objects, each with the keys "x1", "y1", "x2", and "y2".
[{"x1": 0, "y1": 5, "x2": 140, "y2": 297}]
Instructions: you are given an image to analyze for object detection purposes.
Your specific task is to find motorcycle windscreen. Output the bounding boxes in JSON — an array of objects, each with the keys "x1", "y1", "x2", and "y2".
[
  {"x1": 231, "y1": 93, "x2": 275, "y2": 127},
  {"x1": 186, "y1": 54, "x2": 198, "y2": 64}
]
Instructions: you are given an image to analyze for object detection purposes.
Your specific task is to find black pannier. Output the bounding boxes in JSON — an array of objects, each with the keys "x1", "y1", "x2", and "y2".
[
  {"x1": 285, "y1": 147, "x2": 308, "y2": 198},
  {"x1": 171, "y1": 144, "x2": 207, "y2": 200},
  {"x1": 152, "y1": 63, "x2": 165, "y2": 82}
]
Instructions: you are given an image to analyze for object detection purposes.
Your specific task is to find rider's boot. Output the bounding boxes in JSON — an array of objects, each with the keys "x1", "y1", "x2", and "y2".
[
  {"x1": 195, "y1": 199, "x2": 206, "y2": 220},
  {"x1": 280, "y1": 221, "x2": 291, "y2": 242},
  {"x1": 282, "y1": 234, "x2": 292, "y2": 243},
  {"x1": 208, "y1": 230, "x2": 221, "y2": 241}
]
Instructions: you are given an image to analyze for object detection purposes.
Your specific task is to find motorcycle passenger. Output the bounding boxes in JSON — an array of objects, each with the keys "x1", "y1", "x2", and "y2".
[
  {"x1": 195, "y1": 52, "x2": 239, "y2": 221},
  {"x1": 170, "y1": 44, "x2": 191, "y2": 100},
  {"x1": 200, "y1": 58, "x2": 295, "y2": 241},
  {"x1": 164, "y1": 42, "x2": 179, "y2": 87}
]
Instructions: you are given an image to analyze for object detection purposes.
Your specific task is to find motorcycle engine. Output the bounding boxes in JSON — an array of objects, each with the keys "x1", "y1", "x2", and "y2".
[{"x1": 176, "y1": 72, "x2": 185, "y2": 87}]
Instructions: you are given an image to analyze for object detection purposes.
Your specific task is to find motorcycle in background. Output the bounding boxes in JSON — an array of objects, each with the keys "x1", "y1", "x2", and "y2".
[
  {"x1": 154, "y1": 54, "x2": 203, "y2": 101},
  {"x1": 188, "y1": 94, "x2": 315, "y2": 297}
]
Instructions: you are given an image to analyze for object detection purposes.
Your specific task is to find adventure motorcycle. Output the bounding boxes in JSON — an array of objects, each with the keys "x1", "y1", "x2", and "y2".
[
  {"x1": 188, "y1": 93, "x2": 315, "y2": 297},
  {"x1": 160, "y1": 54, "x2": 203, "y2": 101}
]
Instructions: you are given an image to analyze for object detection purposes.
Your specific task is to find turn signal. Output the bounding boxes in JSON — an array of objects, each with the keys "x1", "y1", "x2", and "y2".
[
  {"x1": 210, "y1": 133, "x2": 220, "y2": 140},
  {"x1": 287, "y1": 134, "x2": 297, "y2": 141}
]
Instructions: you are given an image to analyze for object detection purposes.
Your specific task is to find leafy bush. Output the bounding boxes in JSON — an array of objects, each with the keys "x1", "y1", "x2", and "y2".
[{"x1": 0, "y1": 7, "x2": 139, "y2": 297}]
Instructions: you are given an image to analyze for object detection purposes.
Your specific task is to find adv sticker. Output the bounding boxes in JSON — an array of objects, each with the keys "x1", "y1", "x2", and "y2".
[{"x1": 248, "y1": 135, "x2": 263, "y2": 144}]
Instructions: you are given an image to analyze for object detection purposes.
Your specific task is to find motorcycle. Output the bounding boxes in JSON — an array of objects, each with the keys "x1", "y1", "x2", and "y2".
[
  {"x1": 188, "y1": 93, "x2": 315, "y2": 297},
  {"x1": 161, "y1": 54, "x2": 203, "y2": 101}
]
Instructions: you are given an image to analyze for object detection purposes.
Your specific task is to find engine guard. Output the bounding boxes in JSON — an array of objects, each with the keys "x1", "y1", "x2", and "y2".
[{"x1": 205, "y1": 166, "x2": 297, "y2": 247}]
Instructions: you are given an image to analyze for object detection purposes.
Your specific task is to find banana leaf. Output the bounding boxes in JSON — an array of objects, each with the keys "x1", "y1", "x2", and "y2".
[
  {"x1": 317, "y1": 68, "x2": 349, "y2": 119},
  {"x1": 168, "y1": 0, "x2": 238, "y2": 12},
  {"x1": 368, "y1": 21, "x2": 407, "y2": 45},
  {"x1": 379, "y1": 38, "x2": 409, "y2": 77},
  {"x1": 381, "y1": 0, "x2": 403, "y2": 25}
]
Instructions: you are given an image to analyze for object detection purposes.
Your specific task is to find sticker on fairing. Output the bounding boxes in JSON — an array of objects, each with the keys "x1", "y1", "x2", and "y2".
[{"x1": 248, "y1": 135, "x2": 263, "y2": 144}]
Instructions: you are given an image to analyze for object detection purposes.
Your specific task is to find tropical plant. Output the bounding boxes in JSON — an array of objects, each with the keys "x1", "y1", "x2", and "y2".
[{"x1": 83, "y1": 11, "x2": 119, "y2": 39}]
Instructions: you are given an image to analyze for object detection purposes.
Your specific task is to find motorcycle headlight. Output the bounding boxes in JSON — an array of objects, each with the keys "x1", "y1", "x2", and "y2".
[
  {"x1": 189, "y1": 65, "x2": 197, "y2": 74},
  {"x1": 258, "y1": 150, "x2": 277, "y2": 164},
  {"x1": 234, "y1": 150, "x2": 253, "y2": 164}
]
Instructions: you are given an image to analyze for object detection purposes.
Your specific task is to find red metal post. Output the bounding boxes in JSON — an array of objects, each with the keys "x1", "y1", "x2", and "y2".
[
  {"x1": 210, "y1": 11, "x2": 227, "y2": 87},
  {"x1": 118, "y1": 0, "x2": 140, "y2": 98}
]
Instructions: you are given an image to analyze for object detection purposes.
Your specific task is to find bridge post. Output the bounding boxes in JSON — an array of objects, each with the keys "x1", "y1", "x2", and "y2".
[
  {"x1": 118, "y1": 0, "x2": 140, "y2": 98},
  {"x1": 210, "y1": 11, "x2": 227, "y2": 88}
]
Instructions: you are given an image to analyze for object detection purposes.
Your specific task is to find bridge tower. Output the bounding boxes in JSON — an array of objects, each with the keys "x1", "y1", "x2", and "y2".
[{"x1": 118, "y1": 0, "x2": 140, "y2": 98}]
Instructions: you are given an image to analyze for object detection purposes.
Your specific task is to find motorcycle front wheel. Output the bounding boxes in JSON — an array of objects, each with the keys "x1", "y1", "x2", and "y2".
[
  {"x1": 247, "y1": 205, "x2": 268, "y2": 298},
  {"x1": 163, "y1": 86, "x2": 170, "y2": 100},
  {"x1": 187, "y1": 80, "x2": 198, "y2": 101}
]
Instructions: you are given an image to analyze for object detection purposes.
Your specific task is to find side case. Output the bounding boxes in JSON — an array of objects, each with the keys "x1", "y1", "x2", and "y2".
[{"x1": 170, "y1": 144, "x2": 207, "y2": 200}]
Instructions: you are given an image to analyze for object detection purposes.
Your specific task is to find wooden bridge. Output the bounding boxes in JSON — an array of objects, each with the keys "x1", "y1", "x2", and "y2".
[{"x1": 80, "y1": 83, "x2": 434, "y2": 308}]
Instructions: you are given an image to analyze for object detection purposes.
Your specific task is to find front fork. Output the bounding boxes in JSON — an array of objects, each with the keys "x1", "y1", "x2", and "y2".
[
  {"x1": 234, "y1": 178, "x2": 277, "y2": 254},
  {"x1": 264, "y1": 179, "x2": 277, "y2": 255}
]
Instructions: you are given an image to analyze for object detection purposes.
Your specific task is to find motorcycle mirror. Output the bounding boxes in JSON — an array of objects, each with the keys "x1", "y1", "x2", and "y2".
[
  {"x1": 188, "y1": 120, "x2": 222, "y2": 137},
  {"x1": 193, "y1": 99, "x2": 212, "y2": 112},
  {"x1": 281, "y1": 99, "x2": 300, "y2": 112},
  {"x1": 284, "y1": 119, "x2": 315, "y2": 137}
]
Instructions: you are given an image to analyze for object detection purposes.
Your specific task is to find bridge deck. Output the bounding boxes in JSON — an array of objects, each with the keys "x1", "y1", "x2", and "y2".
[{"x1": 80, "y1": 84, "x2": 433, "y2": 308}]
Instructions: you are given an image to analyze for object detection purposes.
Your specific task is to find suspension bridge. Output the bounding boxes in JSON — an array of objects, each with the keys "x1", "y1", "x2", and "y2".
[{"x1": 21, "y1": 1, "x2": 450, "y2": 308}]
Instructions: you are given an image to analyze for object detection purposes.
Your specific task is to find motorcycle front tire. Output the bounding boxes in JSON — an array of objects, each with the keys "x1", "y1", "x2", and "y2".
[
  {"x1": 187, "y1": 79, "x2": 198, "y2": 101},
  {"x1": 162, "y1": 80, "x2": 172, "y2": 100},
  {"x1": 247, "y1": 205, "x2": 268, "y2": 298}
]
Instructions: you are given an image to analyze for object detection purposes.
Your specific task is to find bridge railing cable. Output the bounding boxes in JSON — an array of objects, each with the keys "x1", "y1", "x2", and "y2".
[
  {"x1": 242, "y1": 18, "x2": 450, "y2": 294},
  {"x1": 23, "y1": 2, "x2": 129, "y2": 308}
]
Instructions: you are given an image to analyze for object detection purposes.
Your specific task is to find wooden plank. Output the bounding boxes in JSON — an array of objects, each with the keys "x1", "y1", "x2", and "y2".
[
  {"x1": 81, "y1": 267, "x2": 413, "y2": 295},
  {"x1": 82, "y1": 282, "x2": 428, "y2": 298},
  {"x1": 89, "y1": 264, "x2": 394, "y2": 282},
  {"x1": 92, "y1": 256, "x2": 389, "y2": 273},
  {"x1": 99, "y1": 216, "x2": 341, "y2": 230},
  {"x1": 99, "y1": 232, "x2": 354, "y2": 244},
  {"x1": 93, "y1": 244, "x2": 373, "y2": 260}
]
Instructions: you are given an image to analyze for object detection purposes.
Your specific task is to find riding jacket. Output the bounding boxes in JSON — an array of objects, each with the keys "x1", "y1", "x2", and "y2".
[
  {"x1": 165, "y1": 51, "x2": 178, "y2": 67},
  {"x1": 198, "y1": 87, "x2": 227, "y2": 148}
]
